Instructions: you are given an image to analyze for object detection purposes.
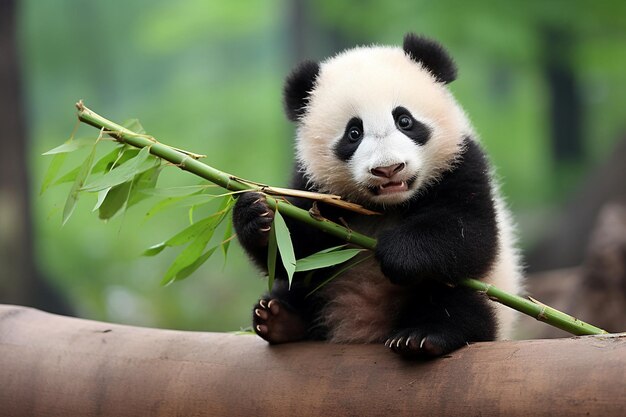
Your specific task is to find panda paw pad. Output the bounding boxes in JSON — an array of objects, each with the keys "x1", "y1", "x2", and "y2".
[{"x1": 253, "y1": 298, "x2": 307, "y2": 344}]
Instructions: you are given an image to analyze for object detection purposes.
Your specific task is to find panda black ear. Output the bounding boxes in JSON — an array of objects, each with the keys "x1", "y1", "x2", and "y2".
[
  {"x1": 283, "y1": 60, "x2": 320, "y2": 122},
  {"x1": 402, "y1": 33, "x2": 457, "y2": 84}
]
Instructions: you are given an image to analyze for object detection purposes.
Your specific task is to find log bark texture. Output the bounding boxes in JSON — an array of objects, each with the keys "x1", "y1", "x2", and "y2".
[{"x1": 0, "y1": 304, "x2": 625, "y2": 417}]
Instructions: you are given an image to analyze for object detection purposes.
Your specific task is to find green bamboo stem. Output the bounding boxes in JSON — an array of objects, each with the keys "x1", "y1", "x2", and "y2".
[{"x1": 75, "y1": 101, "x2": 608, "y2": 336}]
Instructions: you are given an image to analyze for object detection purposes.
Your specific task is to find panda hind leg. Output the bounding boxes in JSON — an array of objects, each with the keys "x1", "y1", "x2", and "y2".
[
  {"x1": 253, "y1": 298, "x2": 308, "y2": 344},
  {"x1": 386, "y1": 284, "x2": 497, "y2": 358}
]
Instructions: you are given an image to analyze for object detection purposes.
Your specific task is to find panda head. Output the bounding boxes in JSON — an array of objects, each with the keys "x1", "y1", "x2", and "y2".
[{"x1": 284, "y1": 33, "x2": 474, "y2": 207}]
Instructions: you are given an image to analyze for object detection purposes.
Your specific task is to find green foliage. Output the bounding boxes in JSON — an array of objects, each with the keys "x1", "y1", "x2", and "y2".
[
  {"x1": 62, "y1": 139, "x2": 98, "y2": 225},
  {"x1": 272, "y1": 207, "x2": 296, "y2": 289},
  {"x1": 295, "y1": 246, "x2": 364, "y2": 273},
  {"x1": 81, "y1": 147, "x2": 157, "y2": 192},
  {"x1": 266, "y1": 213, "x2": 278, "y2": 292}
]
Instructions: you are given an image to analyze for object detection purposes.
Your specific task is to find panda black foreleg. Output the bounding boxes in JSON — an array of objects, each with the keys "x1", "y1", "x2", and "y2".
[{"x1": 386, "y1": 283, "x2": 497, "y2": 358}]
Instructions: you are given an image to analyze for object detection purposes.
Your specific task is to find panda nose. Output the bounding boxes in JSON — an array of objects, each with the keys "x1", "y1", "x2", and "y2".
[{"x1": 370, "y1": 163, "x2": 405, "y2": 178}]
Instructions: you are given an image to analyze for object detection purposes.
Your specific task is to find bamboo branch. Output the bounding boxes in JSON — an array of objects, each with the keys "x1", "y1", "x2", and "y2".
[{"x1": 75, "y1": 101, "x2": 609, "y2": 336}]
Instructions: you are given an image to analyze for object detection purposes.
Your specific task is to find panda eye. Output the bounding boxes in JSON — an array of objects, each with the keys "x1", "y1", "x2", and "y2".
[
  {"x1": 348, "y1": 126, "x2": 362, "y2": 142},
  {"x1": 396, "y1": 115, "x2": 413, "y2": 130}
]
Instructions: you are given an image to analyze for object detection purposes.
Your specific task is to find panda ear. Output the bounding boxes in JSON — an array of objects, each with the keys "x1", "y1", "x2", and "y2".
[
  {"x1": 402, "y1": 33, "x2": 457, "y2": 84},
  {"x1": 283, "y1": 60, "x2": 320, "y2": 122}
]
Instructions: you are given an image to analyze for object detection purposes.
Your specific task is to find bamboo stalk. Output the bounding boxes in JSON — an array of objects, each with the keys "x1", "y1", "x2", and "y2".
[{"x1": 75, "y1": 101, "x2": 608, "y2": 336}]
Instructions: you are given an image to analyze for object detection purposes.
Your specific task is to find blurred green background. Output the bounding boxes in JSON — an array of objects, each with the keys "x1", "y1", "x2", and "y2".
[{"x1": 1, "y1": 0, "x2": 625, "y2": 332}]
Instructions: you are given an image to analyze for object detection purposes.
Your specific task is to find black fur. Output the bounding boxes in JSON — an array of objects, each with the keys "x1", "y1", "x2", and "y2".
[
  {"x1": 402, "y1": 33, "x2": 457, "y2": 84},
  {"x1": 283, "y1": 60, "x2": 320, "y2": 121},
  {"x1": 375, "y1": 138, "x2": 499, "y2": 286},
  {"x1": 233, "y1": 136, "x2": 500, "y2": 356},
  {"x1": 387, "y1": 283, "x2": 496, "y2": 357},
  {"x1": 232, "y1": 192, "x2": 275, "y2": 270},
  {"x1": 392, "y1": 106, "x2": 431, "y2": 145},
  {"x1": 334, "y1": 117, "x2": 364, "y2": 161}
]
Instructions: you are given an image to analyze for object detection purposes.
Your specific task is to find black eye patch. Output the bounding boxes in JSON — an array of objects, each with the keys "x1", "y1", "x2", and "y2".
[
  {"x1": 334, "y1": 117, "x2": 364, "y2": 161},
  {"x1": 392, "y1": 107, "x2": 431, "y2": 145}
]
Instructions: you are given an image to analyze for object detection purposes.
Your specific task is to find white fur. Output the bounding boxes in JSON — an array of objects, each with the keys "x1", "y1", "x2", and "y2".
[{"x1": 486, "y1": 190, "x2": 525, "y2": 339}]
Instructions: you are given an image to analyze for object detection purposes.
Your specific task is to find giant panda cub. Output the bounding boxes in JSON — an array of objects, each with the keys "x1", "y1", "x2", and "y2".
[{"x1": 233, "y1": 33, "x2": 523, "y2": 357}]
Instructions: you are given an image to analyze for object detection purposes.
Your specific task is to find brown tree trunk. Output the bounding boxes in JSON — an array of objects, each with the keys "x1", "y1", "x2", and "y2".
[{"x1": 1, "y1": 305, "x2": 625, "y2": 417}]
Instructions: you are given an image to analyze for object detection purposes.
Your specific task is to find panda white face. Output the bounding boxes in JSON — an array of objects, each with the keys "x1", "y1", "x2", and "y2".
[{"x1": 292, "y1": 46, "x2": 472, "y2": 206}]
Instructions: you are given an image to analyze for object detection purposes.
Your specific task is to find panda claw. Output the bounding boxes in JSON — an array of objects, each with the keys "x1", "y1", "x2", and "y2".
[
  {"x1": 396, "y1": 337, "x2": 404, "y2": 348},
  {"x1": 419, "y1": 337, "x2": 427, "y2": 349},
  {"x1": 259, "y1": 226, "x2": 271, "y2": 233},
  {"x1": 268, "y1": 300, "x2": 280, "y2": 315},
  {"x1": 255, "y1": 308, "x2": 268, "y2": 320}
]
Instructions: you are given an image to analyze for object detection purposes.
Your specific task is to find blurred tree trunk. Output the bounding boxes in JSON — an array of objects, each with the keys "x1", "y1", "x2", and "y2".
[
  {"x1": 543, "y1": 28, "x2": 583, "y2": 162},
  {"x1": 0, "y1": 0, "x2": 71, "y2": 314}
]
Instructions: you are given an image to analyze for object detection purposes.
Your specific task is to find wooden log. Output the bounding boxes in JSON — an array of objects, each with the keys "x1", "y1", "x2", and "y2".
[{"x1": 0, "y1": 304, "x2": 625, "y2": 417}]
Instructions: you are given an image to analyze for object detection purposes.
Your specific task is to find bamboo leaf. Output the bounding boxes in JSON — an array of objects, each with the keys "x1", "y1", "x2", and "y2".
[
  {"x1": 160, "y1": 203, "x2": 231, "y2": 286},
  {"x1": 161, "y1": 230, "x2": 214, "y2": 286},
  {"x1": 98, "y1": 181, "x2": 132, "y2": 220},
  {"x1": 172, "y1": 246, "x2": 219, "y2": 282},
  {"x1": 295, "y1": 248, "x2": 364, "y2": 272},
  {"x1": 161, "y1": 230, "x2": 211, "y2": 285},
  {"x1": 142, "y1": 189, "x2": 241, "y2": 220},
  {"x1": 165, "y1": 212, "x2": 225, "y2": 247},
  {"x1": 52, "y1": 147, "x2": 137, "y2": 187},
  {"x1": 267, "y1": 218, "x2": 278, "y2": 292},
  {"x1": 221, "y1": 212, "x2": 234, "y2": 262},
  {"x1": 143, "y1": 243, "x2": 166, "y2": 257},
  {"x1": 81, "y1": 146, "x2": 154, "y2": 192},
  {"x1": 148, "y1": 196, "x2": 234, "y2": 264},
  {"x1": 40, "y1": 153, "x2": 67, "y2": 195},
  {"x1": 62, "y1": 141, "x2": 98, "y2": 225},
  {"x1": 42, "y1": 138, "x2": 97, "y2": 155},
  {"x1": 102, "y1": 147, "x2": 139, "y2": 171},
  {"x1": 93, "y1": 187, "x2": 112, "y2": 211},
  {"x1": 273, "y1": 208, "x2": 296, "y2": 288},
  {"x1": 306, "y1": 255, "x2": 374, "y2": 297},
  {"x1": 46, "y1": 141, "x2": 124, "y2": 192},
  {"x1": 128, "y1": 165, "x2": 162, "y2": 207},
  {"x1": 52, "y1": 166, "x2": 81, "y2": 187}
]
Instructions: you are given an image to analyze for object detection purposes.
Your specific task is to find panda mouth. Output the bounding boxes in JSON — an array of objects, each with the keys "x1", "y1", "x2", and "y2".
[
  {"x1": 367, "y1": 176, "x2": 417, "y2": 196},
  {"x1": 370, "y1": 180, "x2": 409, "y2": 195}
]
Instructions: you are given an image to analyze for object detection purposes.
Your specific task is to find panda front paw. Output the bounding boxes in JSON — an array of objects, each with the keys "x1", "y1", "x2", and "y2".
[
  {"x1": 253, "y1": 298, "x2": 307, "y2": 344},
  {"x1": 233, "y1": 192, "x2": 274, "y2": 249},
  {"x1": 385, "y1": 328, "x2": 464, "y2": 358}
]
